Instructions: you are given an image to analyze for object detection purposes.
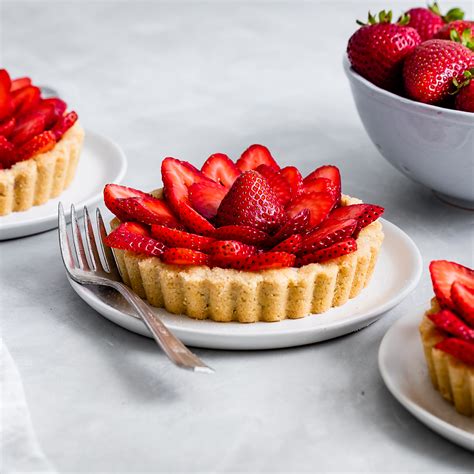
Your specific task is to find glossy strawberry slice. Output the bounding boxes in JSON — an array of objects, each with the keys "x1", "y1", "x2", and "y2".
[
  {"x1": 41, "y1": 98, "x2": 67, "y2": 120},
  {"x1": 234, "y1": 251, "x2": 295, "y2": 271},
  {"x1": 0, "y1": 136, "x2": 14, "y2": 166},
  {"x1": 201, "y1": 153, "x2": 240, "y2": 188},
  {"x1": 279, "y1": 166, "x2": 303, "y2": 197},
  {"x1": 0, "y1": 117, "x2": 15, "y2": 137},
  {"x1": 14, "y1": 131, "x2": 56, "y2": 163},
  {"x1": 435, "y1": 338, "x2": 474, "y2": 366},
  {"x1": 117, "y1": 197, "x2": 183, "y2": 228},
  {"x1": 325, "y1": 203, "x2": 384, "y2": 234},
  {"x1": 10, "y1": 113, "x2": 46, "y2": 145},
  {"x1": 179, "y1": 201, "x2": 215, "y2": 235},
  {"x1": 104, "y1": 184, "x2": 150, "y2": 221},
  {"x1": 216, "y1": 170, "x2": 285, "y2": 233},
  {"x1": 271, "y1": 234, "x2": 302, "y2": 254},
  {"x1": 296, "y1": 238, "x2": 357, "y2": 266},
  {"x1": 10, "y1": 77, "x2": 31, "y2": 92},
  {"x1": 286, "y1": 192, "x2": 337, "y2": 229},
  {"x1": 451, "y1": 282, "x2": 474, "y2": 327},
  {"x1": 0, "y1": 70, "x2": 13, "y2": 121},
  {"x1": 151, "y1": 225, "x2": 215, "y2": 252},
  {"x1": 162, "y1": 248, "x2": 210, "y2": 266},
  {"x1": 188, "y1": 181, "x2": 227, "y2": 219},
  {"x1": 302, "y1": 177, "x2": 338, "y2": 197},
  {"x1": 255, "y1": 164, "x2": 291, "y2": 206},
  {"x1": 51, "y1": 111, "x2": 78, "y2": 140},
  {"x1": 429, "y1": 260, "x2": 474, "y2": 309},
  {"x1": 236, "y1": 144, "x2": 279, "y2": 172},
  {"x1": 207, "y1": 240, "x2": 257, "y2": 259},
  {"x1": 105, "y1": 222, "x2": 166, "y2": 257},
  {"x1": 304, "y1": 165, "x2": 341, "y2": 196},
  {"x1": 212, "y1": 225, "x2": 269, "y2": 245},
  {"x1": 12, "y1": 85, "x2": 41, "y2": 116},
  {"x1": 270, "y1": 209, "x2": 310, "y2": 244},
  {"x1": 428, "y1": 310, "x2": 474, "y2": 342}
]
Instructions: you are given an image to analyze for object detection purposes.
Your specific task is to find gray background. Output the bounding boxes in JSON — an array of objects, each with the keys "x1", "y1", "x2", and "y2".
[{"x1": 1, "y1": 0, "x2": 473, "y2": 472}]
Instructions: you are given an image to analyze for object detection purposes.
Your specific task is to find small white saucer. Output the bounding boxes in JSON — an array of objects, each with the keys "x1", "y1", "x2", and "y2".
[
  {"x1": 0, "y1": 130, "x2": 127, "y2": 240},
  {"x1": 68, "y1": 218, "x2": 422, "y2": 350},
  {"x1": 379, "y1": 311, "x2": 474, "y2": 451}
]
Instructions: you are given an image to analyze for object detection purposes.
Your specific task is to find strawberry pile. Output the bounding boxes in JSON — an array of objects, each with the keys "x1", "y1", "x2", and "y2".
[
  {"x1": 428, "y1": 260, "x2": 474, "y2": 366},
  {"x1": 104, "y1": 145, "x2": 384, "y2": 271},
  {"x1": 347, "y1": 5, "x2": 474, "y2": 112},
  {"x1": 0, "y1": 69, "x2": 78, "y2": 169}
]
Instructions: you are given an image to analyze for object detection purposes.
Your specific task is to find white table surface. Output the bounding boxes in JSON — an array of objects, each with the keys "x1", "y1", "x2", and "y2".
[{"x1": 2, "y1": 1, "x2": 473, "y2": 472}]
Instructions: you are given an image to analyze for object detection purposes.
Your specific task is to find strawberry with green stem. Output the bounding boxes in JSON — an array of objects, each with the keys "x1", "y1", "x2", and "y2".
[{"x1": 450, "y1": 68, "x2": 474, "y2": 112}]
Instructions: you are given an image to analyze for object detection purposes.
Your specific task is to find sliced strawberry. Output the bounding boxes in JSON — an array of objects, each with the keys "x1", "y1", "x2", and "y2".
[
  {"x1": 0, "y1": 136, "x2": 15, "y2": 166},
  {"x1": 21, "y1": 101, "x2": 56, "y2": 129},
  {"x1": 0, "y1": 117, "x2": 15, "y2": 137},
  {"x1": 41, "y1": 98, "x2": 67, "y2": 121},
  {"x1": 117, "y1": 197, "x2": 183, "y2": 228},
  {"x1": 51, "y1": 111, "x2": 78, "y2": 140},
  {"x1": 299, "y1": 219, "x2": 358, "y2": 255},
  {"x1": 296, "y1": 238, "x2": 357, "y2": 266},
  {"x1": 14, "y1": 131, "x2": 56, "y2": 163},
  {"x1": 212, "y1": 225, "x2": 269, "y2": 245},
  {"x1": 150, "y1": 225, "x2": 214, "y2": 252},
  {"x1": 428, "y1": 310, "x2": 474, "y2": 342},
  {"x1": 216, "y1": 170, "x2": 285, "y2": 233},
  {"x1": 435, "y1": 338, "x2": 474, "y2": 366},
  {"x1": 233, "y1": 251, "x2": 295, "y2": 271},
  {"x1": 429, "y1": 260, "x2": 474, "y2": 309},
  {"x1": 207, "y1": 240, "x2": 257, "y2": 259},
  {"x1": 255, "y1": 164, "x2": 291, "y2": 206},
  {"x1": 119, "y1": 221, "x2": 150, "y2": 236},
  {"x1": 286, "y1": 192, "x2": 337, "y2": 229},
  {"x1": 105, "y1": 222, "x2": 166, "y2": 257},
  {"x1": 0, "y1": 70, "x2": 13, "y2": 121},
  {"x1": 104, "y1": 184, "x2": 150, "y2": 221},
  {"x1": 304, "y1": 165, "x2": 341, "y2": 196},
  {"x1": 236, "y1": 144, "x2": 280, "y2": 172},
  {"x1": 451, "y1": 282, "x2": 474, "y2": 327},
  {"x1": 271, "y1": 234, "x2": 302, "y2": 254},
  {"x1": 270, "y1": 209, "x2": 310, "y2": 244},
  {"x1": 162, "y1": 247, "x2": 210, "y2": 266},
  {"x1": 10, "y1": 77, "x2": 31, "y2": 92},
  {"x1": 302, "y1": 177, "x2": 338, "y2": 197},
  {"x1": 0, "y1": 70, "x2": 11, "y2": 91},
  {"x1": 12, "y1": 85, "x2": 41, "y2": 116},
  {"x1": 325, "y1": 204, "x2": 384, "y2": 235},
  {"x1": 10, "y1": 113, "x2": 46, "y2": 145},
  {"x1": 179, "y1": 201, "x2": 215, "y2": 235},
  {"x1": 279, "y1": 166, "x2": 303, "y2": 197},
  {"x1": 201, "y1": 153, "x2": 241, "y2": 188},
  {"x1": 188, "y1": 181, "x2": 227, "y2": 219}
]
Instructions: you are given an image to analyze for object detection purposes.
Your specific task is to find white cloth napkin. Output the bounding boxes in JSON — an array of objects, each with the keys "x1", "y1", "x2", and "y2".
[{"x1": 1, "y1": 340, "x2": 55, "y2": 473}]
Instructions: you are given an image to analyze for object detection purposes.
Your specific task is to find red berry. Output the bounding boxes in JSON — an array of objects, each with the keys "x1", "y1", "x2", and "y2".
[
  {"x1": 255, "y1": 164, "x2": 291, "y2": 206},
  {"x1": 236, "y1": 144, "x2": 280, "y2": 172},
  {"x1": 428, "y1": 309, "x2": 474, "y2": 341},
  {"x1": 51, "y1": 111, "x2": 78, "y2": 140},
  {"x1": 434, "y1": 20, "x2": 473, "y2": 40},
  {"x1": 435, "y1": 338, "x2": 474, "y2": 366},
  {"x1": 325, "y1": 203, "x2": 384, "y2": 235},
  {"x1": 286, "y1": 192, "x2": 337, "y2": 229},
  {"x1": 188, "y1": 180, "x2": 227, "y2": 219},
  {"x1": 162, "y1": 248, "x2": 210, "y2": 266},
  {"x1": 405, "y1": 7, "x2": 444, "y2": 41},
  {"x1": 211, "y1": 225, "x2": 269, "y2": 245},
  {"x1": 279, "y1": 166, "x2": 303, "y2": 196},
  {"x1": 201, "y1": 153, "x2": 241, "y2": 188},
  {"x1": 296, "y1": 238, "x2": 357, "y2": 266},
  {"x1": 451, "y1": 281, "x2": 474, "y2": 327},
  {"x1": 14, "y1": 131, "x2": 56, "y2": 163},
  {"x1": 151, "y1": 225, "x2": 215, "y2": 252}
]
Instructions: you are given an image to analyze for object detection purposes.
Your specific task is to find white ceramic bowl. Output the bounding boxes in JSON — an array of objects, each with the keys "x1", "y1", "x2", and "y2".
[{"x1": 343, "y1": 56, "x2": 474, "y2": 209}]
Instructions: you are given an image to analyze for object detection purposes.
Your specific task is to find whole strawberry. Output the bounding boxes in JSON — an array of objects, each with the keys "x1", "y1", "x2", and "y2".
[
  {"x1": 405, "y1": 3, "x2": 464, "y2": 41},
  {"x1": 451, "y1": 68, "x2": 474, "y2": 112},
  {"x1": 403, "y1": 39, "x2": 474, "y2": 104},
  {"x1": 347, "y1": 10, "x2": 421, "y2": 91},
  {"x1": 434, "y1": 19, "x2": 474, "y2": 40}
]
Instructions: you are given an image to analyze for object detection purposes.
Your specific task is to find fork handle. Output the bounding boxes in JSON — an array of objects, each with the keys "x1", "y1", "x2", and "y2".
[{"x1": 108, "y1": 281, "x2": 213, "y2": 372}]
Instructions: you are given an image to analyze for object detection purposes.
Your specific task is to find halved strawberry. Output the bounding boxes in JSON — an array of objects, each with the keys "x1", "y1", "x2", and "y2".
[
  {"x1": 10, "y1": 77, "x2": 31, "y2": 92},
  {"x1": 151, "y1": 225, "x2": 215, "y2": 252},
  {"x1": 435, "y1": 338, "x2": 474, "y2": 366},
  {"x1": 255, "y1": 164, "x2": 291, "y2": 206},
  {"x1": 428, "y1": 310, "x2": 474, "y2": 342},
  {"x1": 105, "y1": 222, "x2": 166, "y2": 257},
  {"x1": 0, "y1": 117, "x2": 15, "y2": 137},
  {"x1": 201, "y1": 153, "x2": 240, "y2": 188},
  {"x1": 299, "y1": 218, "x2": 358, "y2": 255},
  {"x1": 325, "y1": 204, "x2": 384, "y2": 234},
  {"x1": 286, "y1": 192, "x2": 337, "y2": 229},
  {"x1": 296, "y1": 238, "x2": 357, "y2": 266},
  {"x1": 212, "y1": 225, "x2": 269, "y2": 245},
  {"x1": 216, "y1": 170, "x2": 285, "y2": 233},
  {"x1": 51, "y1": 111, "x2": 78, "y2": 140},
  {"x1": 188, "y1": 181, "x2": 227, "y2": 219},
  {"x1": 270, "y1": 209, "x2": 310, "y2": 244},
  {"x1": 10, "y1": 113, "x2": 46, "y2": 145},
  {"x1": 451, "y1": 282, "x2": 474, "y2": 327},
  {"x1": 41, "y1": 98, "x2": 67, "y2": 121},
  {"x1": 0, "y1": 69, "x2": 12, "y2": 91},
  {"x1": 179, "y1": 201, "x2": 215, "y2": 235},
  {"x1": 279, "y1": 166, "x2": 303, "y2": 197},
  {"x1": 162, "y1": 247, "x2": 210, "y2": 266},
  {"x1": 0, "y1": 70, "x2": 13, "y2": 121},
  {"x1": 302, "y1": 177, "x2": 338, "y2": 197},
  {"x1": 271, "y1": 234, "x2": 302, "y2": 254},
  {"x1": 236, "y1": 144, "x2": 280, "y2": 172},
  {"x1": 117, "y1": 197, "x2": 182, "y2": 228},
  {"x1": 0, "y1": 136, "x2": 14, "y2": 166},
  {"x1": 429, "y1": 260, "x2": 474, "y2": 309},
  {"x1": 304, "y1": 165, "x2": 341, "y2": 196},
  {"x1": 12, "y1": 85, "x2": 41, "y2": 116},
  {"x1": 104, "y1": 184, "x2": 150, "y2": 221},
  {"x1": 207, "y1": 240, "x2": 257, "y2": 259},
  {"x1": 119, "y1": 221, "x2": 150, "y2": 236},
  {"x1": 14, "y1": 131, "x2": 56, "y2": 162},
  {"x1": 233, "y1": 251, "x2": 295, "y2": 271}
]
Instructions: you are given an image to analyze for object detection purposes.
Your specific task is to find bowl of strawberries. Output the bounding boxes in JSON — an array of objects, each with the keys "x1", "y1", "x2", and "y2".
[{"x1": 344, "y1": 5, "x2": 474, "y2": 209}]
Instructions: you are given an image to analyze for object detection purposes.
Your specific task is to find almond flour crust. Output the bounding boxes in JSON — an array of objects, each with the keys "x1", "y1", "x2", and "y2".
[
  {"x1": 0, "y1": 122, "x2": 84, "y2": 216},
  {"x1": 111, "y1": 193, "x2": 384, "y2": 323},
  {"x1": 419, "y1": 299, "x2": 474, "y2": 416}
]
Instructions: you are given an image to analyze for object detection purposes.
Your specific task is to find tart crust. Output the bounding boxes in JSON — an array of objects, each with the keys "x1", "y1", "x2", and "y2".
[
  {"x1": 111, "y1": 193, "x2": 384, "y2": 323},
  {"x1": 419, "y1": 299, "x2": 474, "y2": 416},
  {"x1": 0, "y1": 122, "x2": 84, "y2": 216}
]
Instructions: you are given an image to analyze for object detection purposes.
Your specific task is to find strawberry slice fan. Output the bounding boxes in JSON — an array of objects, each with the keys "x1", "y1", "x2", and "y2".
[{"x1": 103, "y1": 144, "x2": 385, "y2": 324}]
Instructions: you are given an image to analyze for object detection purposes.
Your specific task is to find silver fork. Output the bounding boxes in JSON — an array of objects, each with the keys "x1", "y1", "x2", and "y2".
[{"x1": 58, "y1": 203, "x2": 214, "y2": 373}]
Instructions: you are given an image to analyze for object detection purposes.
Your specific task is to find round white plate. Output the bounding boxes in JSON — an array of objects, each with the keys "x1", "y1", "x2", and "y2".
[
  {"x1": 0, "y1": 130, "x2": 127, "y2": 240},
  {"x1": 69, "y1": 218, "x2": 422, "y2": 350},
  {"x1": 379, "y1": 311, "x2": 474, "y2": 451}
]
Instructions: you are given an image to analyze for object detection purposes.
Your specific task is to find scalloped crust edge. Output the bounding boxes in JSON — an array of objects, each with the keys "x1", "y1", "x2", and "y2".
[
  {"x1": 419, "y1": 299, "x2": 474, "y2": 416},
  {"x1": 111, "y1": 194, "x2": 384, "y2": 323},
  {"x1": 0, "y1": 122, "x2": 84, "y2": 216}
]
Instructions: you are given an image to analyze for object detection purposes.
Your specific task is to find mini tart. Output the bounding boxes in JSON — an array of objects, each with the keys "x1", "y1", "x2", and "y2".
[
  {"x1": 111, "y1": 193, "x2": 384, "y2": 323},
  {"x1": 419, "y1": 299, "x2": 474, "y2": 416},
  {"x1": 0, "y1": 122, "x2": 84, "y2": 216}
]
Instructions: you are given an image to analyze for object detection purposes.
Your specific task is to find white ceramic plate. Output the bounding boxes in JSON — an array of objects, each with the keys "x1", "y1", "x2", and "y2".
[
  {"x1": 379, "y1": 311, "x2": 474, "y2": 451},
  {"x1": 0, "y1": 130, "x2": 127, "y2": 240},
  {"x1": 68, "y1": 218, "x2": 422, "y2": 350}
]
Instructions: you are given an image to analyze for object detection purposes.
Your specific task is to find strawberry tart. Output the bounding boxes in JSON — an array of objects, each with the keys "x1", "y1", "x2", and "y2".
[
  {"x1": 419, "y1": 260, "x2": 474, "y2": 416},
  {"x1": 0, "y1": 69, "x2": 84, "y2": 215},
  {"x1": 103, "y1": 145, "x2": 384, "y2": 323}
]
